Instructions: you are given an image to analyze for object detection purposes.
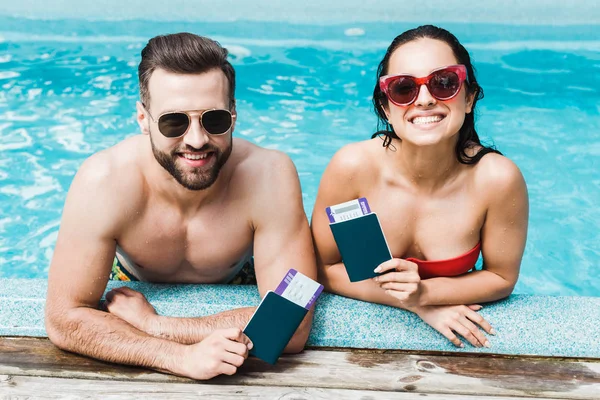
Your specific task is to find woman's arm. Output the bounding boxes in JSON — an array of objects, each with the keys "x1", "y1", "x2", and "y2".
[
  {"x1": 418, "y1": 155, "x2": 529, "y2": 306},
  {"x1": 311, "y1": 143, "x2": 399, "y2": 302}
]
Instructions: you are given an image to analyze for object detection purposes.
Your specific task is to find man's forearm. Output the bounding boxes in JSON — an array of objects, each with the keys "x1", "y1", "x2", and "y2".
[
  {"x1": 147, "y1": 307, "x2": 256, "y2": 345},
  {"x1": 48, "y1": 306, "x2": 186, "y2": 375}
]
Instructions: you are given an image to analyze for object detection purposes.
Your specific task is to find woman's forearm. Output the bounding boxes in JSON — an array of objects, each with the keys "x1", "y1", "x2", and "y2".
[{"x1": 420, "y1": 270, "x2": 515, "y2": 306}]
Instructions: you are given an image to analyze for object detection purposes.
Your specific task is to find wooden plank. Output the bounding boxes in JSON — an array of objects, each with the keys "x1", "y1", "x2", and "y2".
[
  {"x1": 1, "y1": 337, "x2": 599, "y2": 399},
  {"x1": 0, "y1": 375, "x2": 560, "y2": 400}
]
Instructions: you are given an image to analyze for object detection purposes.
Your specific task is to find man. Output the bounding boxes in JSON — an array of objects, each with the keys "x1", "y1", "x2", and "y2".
[{"x1": 45, "y1": 33, "x2": 317, "y2": 380}]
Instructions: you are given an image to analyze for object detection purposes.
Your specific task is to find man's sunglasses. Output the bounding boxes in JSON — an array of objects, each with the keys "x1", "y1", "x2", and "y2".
[
  {"x1": 379, "y1": 64, "x2": 468, "y2": 107},
  {"x1": 145, "y1": 107, "x2": 234, "y2": 138}
]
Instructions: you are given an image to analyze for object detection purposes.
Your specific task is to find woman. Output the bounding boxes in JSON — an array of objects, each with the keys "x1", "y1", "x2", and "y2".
[{"x1": 311, "y1": 25, "x2": 528, "y2": 348}]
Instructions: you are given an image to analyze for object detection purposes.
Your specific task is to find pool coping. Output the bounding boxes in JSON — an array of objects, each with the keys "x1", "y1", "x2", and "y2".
[{"x1": 1, "y1": 278, "x2": 599, "y2": 358}]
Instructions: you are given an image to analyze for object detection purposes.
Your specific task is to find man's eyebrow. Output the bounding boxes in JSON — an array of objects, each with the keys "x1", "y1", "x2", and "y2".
[{"x1": 158, "y1": 108, "x2": 226, "y2": 115}]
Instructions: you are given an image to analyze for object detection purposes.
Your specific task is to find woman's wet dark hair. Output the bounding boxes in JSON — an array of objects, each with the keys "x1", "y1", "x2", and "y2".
[{"x1": 372, "y1": 25, "x2": 501, "y2": 164}]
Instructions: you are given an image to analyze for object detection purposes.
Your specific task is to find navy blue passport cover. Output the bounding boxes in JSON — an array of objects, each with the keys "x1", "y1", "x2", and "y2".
[
  {"x1": 243, "y1": 291, "x2": 308, "y2": 364},
  {"x1": 329, "y1": 213, "x2": 392, "y2": 282}
]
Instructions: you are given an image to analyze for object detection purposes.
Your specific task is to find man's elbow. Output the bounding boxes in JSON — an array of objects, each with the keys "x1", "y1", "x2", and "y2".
[
  {"x1": 285, "y1": 333, "x2": 309, "y2": 354},
  {"x1": 284, "y1": 321, "x2": 311, "y2": 354},
  {"x1": 44, "y1": 305, "x2": 79, "y2": 351},
  {"x1": 45, "y1": 314, "x2": 68, "y2": 350}
]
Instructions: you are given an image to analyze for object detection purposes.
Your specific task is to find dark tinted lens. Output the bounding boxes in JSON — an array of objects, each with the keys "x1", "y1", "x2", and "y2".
[
  {"x1": 202, "y1": 110, "x2": 232, "y2": 135},
  {"x1": 158, "y1": 113, "x2": 189, "y2": 138},
  {"x1": 428, "y1": 70, "x2": 460, "y2": 99},
  {"x1": 388, "y1": 77, "x2": 419, "y2": 105}
]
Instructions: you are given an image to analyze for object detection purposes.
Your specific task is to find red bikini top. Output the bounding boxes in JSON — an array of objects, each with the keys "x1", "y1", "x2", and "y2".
[{"x1": 405, "y1": 242, "x2": 481, "y2": 280}]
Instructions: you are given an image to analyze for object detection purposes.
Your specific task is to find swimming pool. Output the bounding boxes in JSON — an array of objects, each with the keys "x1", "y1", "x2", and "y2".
[{"x1": 0, "y1": 14, "x2": 598, "y2": 296}]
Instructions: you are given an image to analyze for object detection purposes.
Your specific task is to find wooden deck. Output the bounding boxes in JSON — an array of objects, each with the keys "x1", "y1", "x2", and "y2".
[{"x1": 1, "y1": 337, "x2": 598, "y2": 399}]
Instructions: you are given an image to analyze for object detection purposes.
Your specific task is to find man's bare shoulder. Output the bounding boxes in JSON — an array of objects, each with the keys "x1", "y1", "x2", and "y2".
[
  {"x1": 71, "y1": 136, "x2": 147, "y2": 211},
  {"x1": 230, "y1": 138, "x2": 298, "y2": 182},
  {"x1": 77, "y1": 136, "x2": 141, "y2": 183},
  {"x1": 228, "y1": 139, "x2": 301, "y2": 209}
]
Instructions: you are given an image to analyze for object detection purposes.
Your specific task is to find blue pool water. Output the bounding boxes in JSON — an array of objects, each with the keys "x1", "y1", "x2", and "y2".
[{"x1": 0, "y1": 17, "x2": 598, "y2": 296}]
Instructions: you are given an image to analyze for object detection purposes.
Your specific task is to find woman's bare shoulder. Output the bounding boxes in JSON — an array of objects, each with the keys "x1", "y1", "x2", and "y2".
[{"x1": 473, "y1": 152, "x2": 527, "y2": 197}]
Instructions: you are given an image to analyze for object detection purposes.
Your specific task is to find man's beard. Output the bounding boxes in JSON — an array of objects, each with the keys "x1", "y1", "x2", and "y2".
[{"x1": 150, "y1": 135, "x2": 232, "y2": 191}]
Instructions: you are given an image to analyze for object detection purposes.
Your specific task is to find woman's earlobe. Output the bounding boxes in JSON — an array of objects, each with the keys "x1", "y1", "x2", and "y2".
[
  {"x1": 465, "y1": 92, "x2": 476, "y2": 114},
  {"x1": 379, "y1": 101, "x2": 391, "y2": 121}
]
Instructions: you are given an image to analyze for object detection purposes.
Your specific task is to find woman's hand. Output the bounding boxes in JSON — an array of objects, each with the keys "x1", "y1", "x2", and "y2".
[
  {"x1": 414, "y1": 304, "x2": 495, "y2": 348},
  {"x1": 373, "y1": 258, "x2": 422, "y2": 309}
]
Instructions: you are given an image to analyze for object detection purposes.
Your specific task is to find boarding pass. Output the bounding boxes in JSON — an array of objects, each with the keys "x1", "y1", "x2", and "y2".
[
  {"x1": 326, "y1": 197, "x2": 372, "y2": 223},
  {"x1": 274, "y1": 269, "x2": 323, "y2": 310}
]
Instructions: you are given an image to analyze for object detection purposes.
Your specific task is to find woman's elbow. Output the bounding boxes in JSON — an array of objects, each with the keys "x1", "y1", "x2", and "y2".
[{"x1": 496, "y1": 277, "x2": 517, "y2": 299}]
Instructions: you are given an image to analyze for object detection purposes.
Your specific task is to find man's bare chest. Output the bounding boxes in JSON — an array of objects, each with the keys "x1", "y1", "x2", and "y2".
[{"x1": 115, "y1": 209, "x2": 254, "y2": 282}]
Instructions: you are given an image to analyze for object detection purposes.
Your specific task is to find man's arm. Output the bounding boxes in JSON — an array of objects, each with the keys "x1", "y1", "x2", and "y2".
[
  {"x1": 250, "y1": 150, "x2": 318, "y2": 353},
  {"x1": 46, "y1": 154, "x2": 249, "y2": 380},
  {"x1": 105, "y1": 287, "x2": 256, "y2": 344}
]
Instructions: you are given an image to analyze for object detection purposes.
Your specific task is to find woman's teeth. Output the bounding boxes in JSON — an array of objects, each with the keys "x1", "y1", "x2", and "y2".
[{"x1": 412, "y1": 115, "x2": 443, "y2": 124}]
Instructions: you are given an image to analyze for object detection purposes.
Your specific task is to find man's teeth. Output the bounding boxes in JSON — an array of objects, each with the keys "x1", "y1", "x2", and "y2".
[
  {"x1": 412, "y1": 115, "x2": 443, "y2": 124},
  {"x1": 182, "y1": 153, "x2": 209, "y2": 160}
]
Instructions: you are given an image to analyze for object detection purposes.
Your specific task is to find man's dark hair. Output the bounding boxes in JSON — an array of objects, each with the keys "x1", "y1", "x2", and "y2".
[{"x1": 138, "y1": 32, "x2": 235, "y2": 108}]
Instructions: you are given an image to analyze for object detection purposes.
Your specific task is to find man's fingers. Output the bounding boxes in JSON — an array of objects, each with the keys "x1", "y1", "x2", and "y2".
[
  {"x1": 221, "y1": 328, "x2": 244, "y2": 340},
  {"x1": 220, "y1": 328, "x2": 253, "y2": 349},
  {"x1": 105, "y1": 290, "x2": 116, "y2": 303},
  {"x1": 218, "y1": 362, "x2": 238, "y2": 376},
  {"x1": 238, "y1": 332, "x2": 253, "y2": 349},
  {"x1": 113, "y1": 287, "x2": 141, "y2": 297},
  {"x1": 105, "y1": 287, "x2": 134, "y2": 301},
  {"x1": 221, "y1": 351, "x2": 246, "y2": 368},
  {"x1": 224, "y1": 340, "x2": 250, "y2": 358}
]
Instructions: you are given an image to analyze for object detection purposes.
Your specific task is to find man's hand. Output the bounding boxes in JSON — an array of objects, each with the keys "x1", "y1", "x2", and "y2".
[
  {"x1": 105, "y1": 287, "x2": 158, "y2": 334},
  {"x1": 414, "y1": 304, "x2": 495, "y2": 348},
  {"x1": 374, "y1": 258, "x2": 422, "y2": 309},
  {"x1": 176, "y1": 328, "x2": 253, "y2": 380}
]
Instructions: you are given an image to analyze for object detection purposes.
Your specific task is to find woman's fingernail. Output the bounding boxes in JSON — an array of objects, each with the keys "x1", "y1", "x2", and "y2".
[
  {"x1": 490, "y1": 328, "x2": 497, "y2": 335},
  {"x1": 374, "y1": 267, "x2": 381, "y2": 273},
  {"x1": 484, "y1": 340, "x2": 491, "y2": 348},
  {"x1": 459, "y1": 343, "x2": 464, "y2": 348},
  {"x1": 248, "y1": 342, "x2": 254, "y2": 350}
]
